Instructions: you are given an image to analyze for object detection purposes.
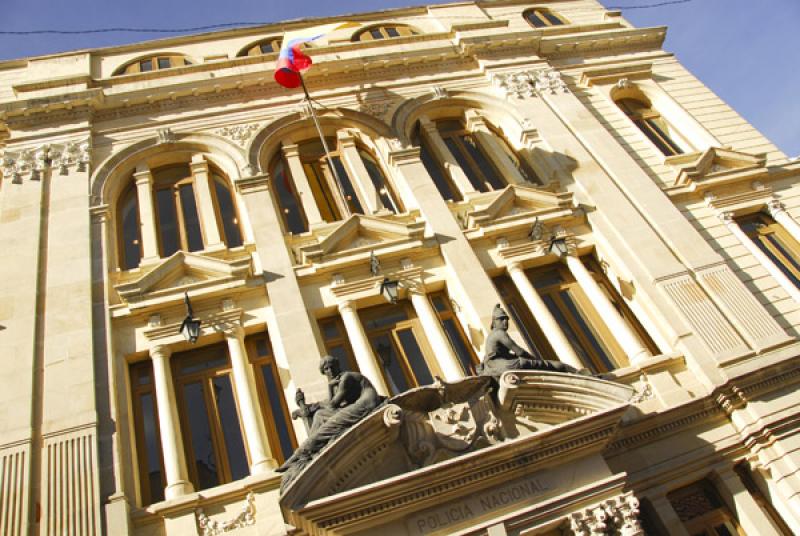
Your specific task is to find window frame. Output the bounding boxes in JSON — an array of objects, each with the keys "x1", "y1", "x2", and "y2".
[
  {"x1": 130, "y1": 361, "x2": 166, "y2": 506},
  {"x1": 117, "y1": 183, "x2": 143, "y2": 270},
  {"x1": 359, "y1": 301, "x2": 441, "y2": 394},
  {"x1": 318, "y1": 316, "x2": 361, "y2": 373},
  {"x1": 209, "y1": 171, "x2": 244, "y2": 249},
  {"x1": 739, "y1": 212, "x2": 800, "y2": 288},
  {"x1": 115, "y1": 54, "x2": 192, "y2": 76},
  {"x1": 429, "y1": 292, "x2": 480, "y2": 375},
  {"x1": 152, "y1": 166, "x2": 206, "y2": 256},
  {"x1": 616, "y1": 97, "x2": 685, "y2": 157},
  {"x1": 436, "y1": 119, "x2": 507, "y2": 192},
  {"x1": 353, "y1": 24, "x2": 418, "y2": 42},
  {"x1": 523, "y1": 8, "x2": 568, "y2": 29}
]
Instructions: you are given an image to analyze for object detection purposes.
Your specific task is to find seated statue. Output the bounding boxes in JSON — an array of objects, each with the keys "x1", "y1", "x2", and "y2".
[
  {"x1": 277, "y1": 355, "x2": 383, "y2": 489},
  {"x1": 479, "y1": 304, "x2": 581, "y2": 378}
]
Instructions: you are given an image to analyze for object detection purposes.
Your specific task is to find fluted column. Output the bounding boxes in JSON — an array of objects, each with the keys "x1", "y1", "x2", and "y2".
[
  {"x1": 506, "y1": 261, "x2": 584, "y2": 370},
  {"x1": 224, "y1": 325, "x2": 274, "y2": 473},
  {"x1": 721, "y1": 211, "x2": 800, "y2": 304},
  {"x1": 767, "y1": 199, "x2": 800, "y2": 246},
  {"x1": 190, "y1": 155, "x2": 224, "y2": 250},
  {"x1": 149, "y1": 345, "x2": 194, "y2": 499},
  {"x1": 337, "y1": 300, "x2": 389, "y2": 396},
  {"x1": 563, "y1": 255, "x2": 651, "y2": 364},
  {"x1": 282, "y1": 142, "x2": 324, "y2": 226},
  {"x1": 408, "y1": 289, "x2": 464, "y2": 381},
  {"x1": 419, "y1": 116, "x2": 477, "y2": 195},
  {"x1": 133, "y1": 165, "x2": 161, "y2": 263}
]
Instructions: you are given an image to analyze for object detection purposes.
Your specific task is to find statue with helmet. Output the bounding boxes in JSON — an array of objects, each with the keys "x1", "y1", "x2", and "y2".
[{"x1": 479, "y1": 304, "x2": 583, "y2": 378}]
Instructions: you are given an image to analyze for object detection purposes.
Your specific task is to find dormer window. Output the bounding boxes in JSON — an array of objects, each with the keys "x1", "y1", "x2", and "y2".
[
  {"x1": 523, "y1": 8, "x2": 568, "y2": 28},
  {"x1": 353, "y1": 24, "x2": 418, "y2": 42},
  {"x1": 239, "y1": 38, "x2": 282, "y2": 57},
  {"x1": 114, "y1": 54, "x2": 193, "y2": 76}
]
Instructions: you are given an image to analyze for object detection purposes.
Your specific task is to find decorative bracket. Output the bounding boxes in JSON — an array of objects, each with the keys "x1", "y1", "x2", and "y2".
[{"x1": 2, "y1": 139, "x2": 91, "y2": 182}]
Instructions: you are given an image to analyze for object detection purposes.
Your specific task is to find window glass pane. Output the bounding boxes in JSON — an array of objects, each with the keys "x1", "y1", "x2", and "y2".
[
  {"x1": 396, "y1": 328, "x2": 433, "y2": 386},
  {"x1": 155, "y1": 188, "x2": 180, "y2": 257},
  {"x1": 328, "y1": 345, "x2": 355, "y2": 373},
  {"x1": 179, "y1": 351, "x2": 229, "y2": 376},
  {"x1": 530, "y1": 269, "x2": 564, "y2": 289},
  {"x1": 259, "y1": 364, "x2": 295, "y2": 461},
  {"x1": 643, "y1": 118, "x2": 683, "y2": 155},
  {"x1": 331, "y1": 156, "x2": 363, "y2": 215},
  {"x1": 211, "y1": 375, "x2": 249, "y2": 481},
  {"x1": 213, "y1": 177, "x2": 243, "y2": 248},
  {"x1": 305, "y1": 161, "x2": 341, "y2": 222},
  {"x1": 363, "y1": 306, "x2": 409, "y2": 330},
  {"x1": 157, "y1": 57, "x2": 171, "y2": 70},
  {"x1": 178, "y1": 184, "x2": 204, "y2": 252},
  {"x1": 140, "y1": 59, "x2": 153, "y2": 72},
  {"x1": 139, "y1": 392, "x2": 164, "y2": 503},
  {"x1": 386, "y1": 27, "x2": 400, "y2": 37},
  {"x1": 543, "y1": 11, "x2": 565, "y2": 25},
  {"x1": 560, "y1": 290, "x2": 616, "y2": 371},
  {"x1": 420, "y1": 139, "x2": 459, "y2": 201},
  {"x1": 359, "y1": 148, "x2": 399, "y2": 213},
  {"x1": 460, "y1": 133, "x2": 505, "y2": 190},
  {"x1": 766, "y1": 233, "x2": 800, "y2": 276},
  {"x1": 272, "y1": 159, "x2": 307, "y2": 234},
  {"x1": 255, "y1": 338, "x2": 270, "y2": 358},
  {"x1": 527, "y1": 11, "x2": 547, "y2": 28},
  {"x1": 541, "y1": 294, "x2": 594, "y2": 372},
  {"x1": 431, "y1": 295, "x2": 448, "y2": 312},
  {"x1": 371, "y1": 334, "x2": 410, "y2": 395},
  {"x1": 442, "y1": 319, "x2": 476, "y2": 375},
  {"x1": 444, "y1": 137, "x2": 486, "y2": 192},
  {"x1": 182, "y1": 381, "x2": 219, "y2": 490},
  {"x1": 120, "y1": 188, "x2": 141, "y2": 269},
  {"x1": 370, "y1": 28, "x2": 384, "y2": 39},
  {"x1": 755, "y1": 235, "x2": 800, "y2": 287},
  {"x1": 321, "y1": 321, "x2": 341, "y2": 340}
]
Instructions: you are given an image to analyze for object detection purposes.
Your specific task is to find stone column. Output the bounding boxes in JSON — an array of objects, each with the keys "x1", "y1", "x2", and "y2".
[
  {"x1": 133, "y1": 165, "x2": 161, "y2": 263},
  {"x1": 715, "y1": 466, "x2": 783, "y2": 536},
  {"x1": 225, "y1": 325, "x2": 274, "y2": 474},
  {"x1": 337, "y1": 131, "x2": 382, "y2": 213},
  {"x1": 189, "y1": 155, "x2": 224, "y2": 250},
  {"x1": 337, "y1": 300, "x2": 390, "y2": 396},
  {"x1": 149, "y1": 345, "x2": 194, "y2": 499},
  {"x1": 564, "y1": 254, "x2": 652, "y2": 364},
  {"x1": 464, "y1": 110, "x2": 527, "y2": 185},
  {"x1": 408, "y1": 289, "x2": 464, "y2": 381},
  {"x1": 418, "y1": 116, "x2": 476, "y2": 195},
  {"x1": 720, "y1": 211, "x2": 800, "y2": 304},
  {"x1": 767, "y1": 200, "x2": 800, "y2": 249},
  {"x1": 282, "y1": 142, "x2": 324, "y2": 226},
  {"x1": 507, "y1": 261, "x2": 584, "y2": 370}
]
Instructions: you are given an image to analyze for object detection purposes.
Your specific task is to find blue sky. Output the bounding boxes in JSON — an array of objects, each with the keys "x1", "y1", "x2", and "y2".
[{"x1": 1, "y1": 0, "x2": 797, "y2": 156}]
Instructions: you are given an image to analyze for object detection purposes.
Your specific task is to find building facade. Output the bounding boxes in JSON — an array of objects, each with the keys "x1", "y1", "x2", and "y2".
[{"x1": 0, "y1": 1, "x2": 799, "y2": 534}]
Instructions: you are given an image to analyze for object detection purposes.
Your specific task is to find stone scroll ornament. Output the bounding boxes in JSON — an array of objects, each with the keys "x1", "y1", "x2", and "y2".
[{"x1": 479, "y1": 304, "x2": 588, "y2": 378}]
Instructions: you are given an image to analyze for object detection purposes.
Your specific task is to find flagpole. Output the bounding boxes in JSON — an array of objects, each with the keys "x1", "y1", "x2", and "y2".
[{"x1": 298, "y1": 72, "x2": 351, "y2": 218}]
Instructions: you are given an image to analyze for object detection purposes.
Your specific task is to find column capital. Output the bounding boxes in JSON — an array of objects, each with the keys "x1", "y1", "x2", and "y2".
[
  {"x1": 223, "y1": 323, "x2": 245, "y2": 340},
  {"x1": 149, "y1": 344, "x2": 172, "y2": 361},
  {"x1": 464, "y1": 109, "x2": 489, "y2": 132},
  {"x1": 718, "y1": 211, "x2": 736, "y2": 224},
  {"x1": 338, "y1": 299, "x2": 357, "y2": 314},
  {"x1": 336, "y1": 129, "x2": 358, "y2": 147},
  {"x1": 506, "y1": 259, "x2": 525, "y2": 273},
  {"x1": 189, "y1": 154, "x2": 209, "y2": 174},
  {"x1": 133, "y1": 168, "x2": 153, "y2": 185},
  {"x1": 766, "y1": 199, "x2": 786, "y2": 218},
  {"x1": 281, "y1": 143, "x2": 300, "y2": 158}
]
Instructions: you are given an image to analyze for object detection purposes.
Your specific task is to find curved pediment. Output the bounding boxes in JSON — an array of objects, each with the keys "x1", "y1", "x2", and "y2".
[{"x1": 280, "y1": 372, "x2": 635, "y2": 533}]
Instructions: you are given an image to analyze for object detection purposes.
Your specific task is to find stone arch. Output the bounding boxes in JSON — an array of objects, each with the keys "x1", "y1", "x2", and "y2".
[
  {"x1": 91, "y1": 132, "x2": 248, "y2": 207},
  {"x1": 390, "y1": 90, "x2": 530, "y2": 147},
  {"x1": 247, "y1": 107, "x2": 395, "y2": 171}
]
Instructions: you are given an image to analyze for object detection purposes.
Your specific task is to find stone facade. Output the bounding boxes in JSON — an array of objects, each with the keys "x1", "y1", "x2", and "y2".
[{"x1": 0, "y1": 1, "x2": 798, "y2": 535}]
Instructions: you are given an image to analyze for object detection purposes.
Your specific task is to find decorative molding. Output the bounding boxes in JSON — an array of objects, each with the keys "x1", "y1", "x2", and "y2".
[
  {"x1": 357, "y1": 101, "x2": 391, "y2": 120},
  {"x1": 156, "y1": 128, "x2": 176, "y2": 144},
  {"x1": 569, "y1": 493, "x2": 643, "y2": 536},
  {"x1": 196, "y1": 492, "x2": 256, "y2": 536},
  {"x1": 430, "y1": 86, "x2": 448, "y2": 100},
  {"x1": 2, "y1": 140, "x2": 91, "y2": 182},
  {"x1": 216, "y1": 123, "x2": 261, "y2": 147},
  {"x1": 492, "y1": 69, "x2": 570, "y2": 100}
]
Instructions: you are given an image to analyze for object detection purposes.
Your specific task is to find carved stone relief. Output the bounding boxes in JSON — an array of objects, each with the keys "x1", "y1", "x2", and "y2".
[
  {"x1": 195, "y1": 492, "x2": 256, "y2": 536},
  {"x1": 569, "y1": 493, "x2": 644, "y2": 536},
  {"x1": 492, "y1": 69, "x2": 570, "y2": 99},
  {"x1": 216, "y1": 123, "x2": 261, "y2": 147},
  {"x1": 2, "y1": 140, "x2": 91, "y2": 182}
]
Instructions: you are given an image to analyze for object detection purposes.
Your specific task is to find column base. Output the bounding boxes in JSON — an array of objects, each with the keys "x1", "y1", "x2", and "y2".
[{"x1": 164, "y1": 480, "x2": 194, "y2": 500}]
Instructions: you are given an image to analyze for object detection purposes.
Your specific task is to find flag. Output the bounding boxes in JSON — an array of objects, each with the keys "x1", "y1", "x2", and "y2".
[{"x1": 274, "y1": 22, "x2": 360, "y2": 89}]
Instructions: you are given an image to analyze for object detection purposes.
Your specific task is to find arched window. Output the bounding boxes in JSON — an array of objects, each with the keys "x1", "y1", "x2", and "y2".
[
  {"x1": 616, "y1": 97, "x2": 684, "y2": 156},
  {"x1": 113, "y1": 54, "x2": 193, "y2": 76},
  {"x1": 413, "y1": 115, "x2": 538, "y2": 200},
  {"x1": 117, "y1": 159, "x2": 243, "y2": 269},
  {"x1": 523, "y1": 8, "x2": 568, "y2": 28},
  {"x1": 270, "y1": 136, "x2": 402, "y2": 234},
  {"x1": 238, "y1": 37, "x2": 282, "y2": 57},
  {"x1": 353, "y1": 24, "x2": 418, "y2": 42}
]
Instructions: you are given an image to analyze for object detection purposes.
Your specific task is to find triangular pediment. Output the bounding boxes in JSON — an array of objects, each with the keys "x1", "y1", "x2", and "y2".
[
  {"x1": 299, "y1": 214, "x2": 426, "y2": 265},
  {"x1": 115, "y1": 252, "x2": 252, "y2": 309},
  {"x1": 466, "y1": 185, "x2": 574, "y2": 229},
  {"x1": 672, "y1": 147, "x2": 767, "y2": 188},
  {"x1": 280, "y1": 372, "x2": 635, "y2": 533}
]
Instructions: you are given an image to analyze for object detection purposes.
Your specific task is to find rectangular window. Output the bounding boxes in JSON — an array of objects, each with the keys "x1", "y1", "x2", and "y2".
[
  {"x1": 429, "y1": 292, "x2": 479, "y2": 375},
  {"x1": 739, "y1": 213, "x2": 800, "y2": 288},
  {"x1": 245, "y1": 333, "x2": 297, "y2": 463},
  {"x1": 157, "y1": 57, "x2": 171, "y2": 70},
  {"x1": 212, "y1": 176, "x2": 243, "y2": 248},
  {"x1": 419, "y1": 137, "x2": 461, "y2": 202},
  {"x1": 155, "y1": 187, "x2": 180, "y2": 256},
  {"x1": 139, "y1": 59, "x2": 153, "y2": 72},
  {"x1": 177, "y1": 183, "x2": 204, "y2": 252},
  {"x1": 130, "y1": 362, "x2": 165, "y2": 505},
  {"x1": 359, "y1": 301, "x2": 439, "y2": 395},
  {"x1": 318, "y1": 317, "x2": 360, "y2": 373}
]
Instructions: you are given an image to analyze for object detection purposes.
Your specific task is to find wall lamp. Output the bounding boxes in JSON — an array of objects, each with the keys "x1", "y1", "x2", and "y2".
[
  {"x1": 380, "y1": 278, "x2": 400, "y2": 304},
  {"x1": 179, "y1": 291, "x2": 202, "y2": 343}
]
